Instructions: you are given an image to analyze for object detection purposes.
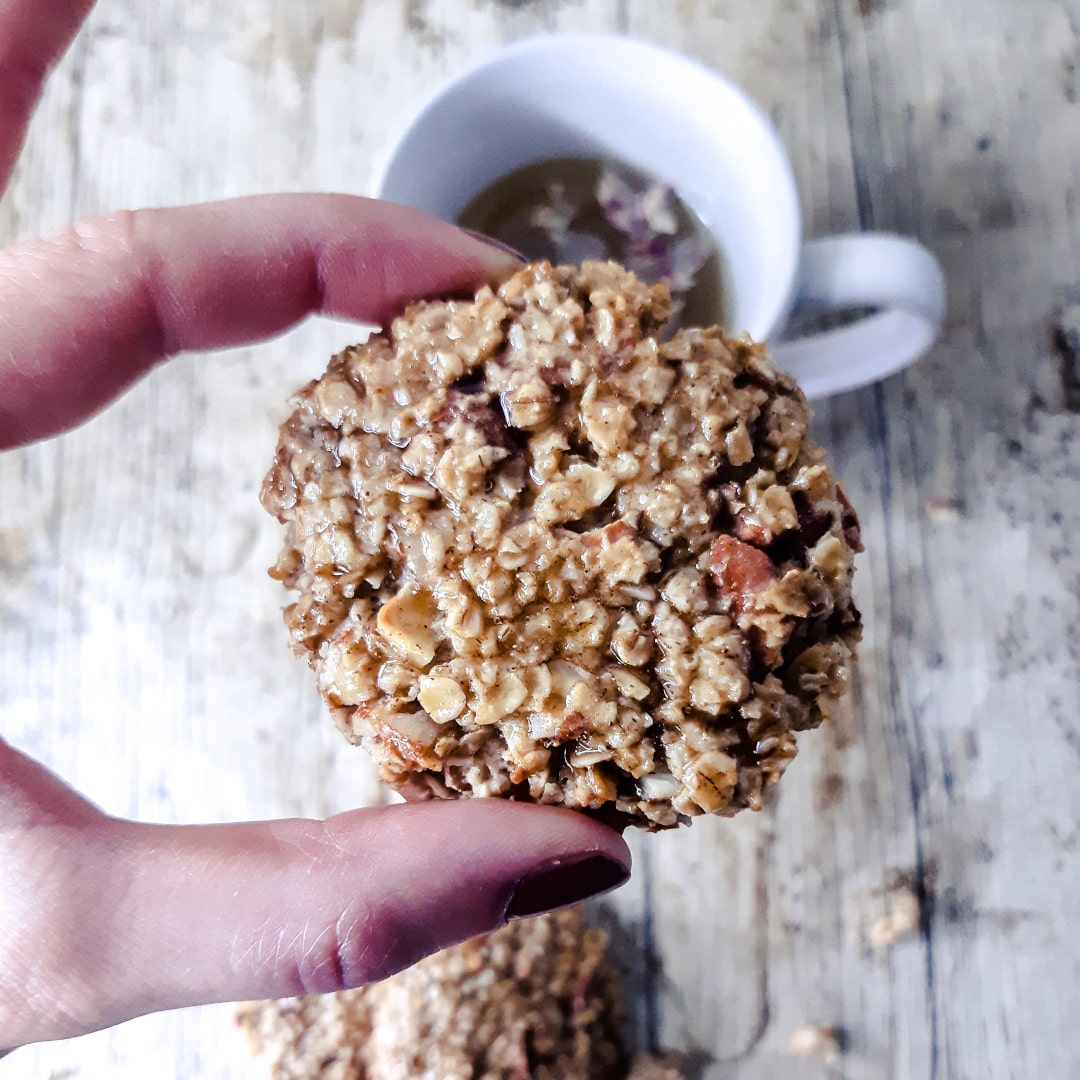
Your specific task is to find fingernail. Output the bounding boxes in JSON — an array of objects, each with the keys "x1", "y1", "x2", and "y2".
[
  {"x1": 506, "y1": 853, "x2": 630, "y2": 920},
  {"x1": 460, "y1": 227, "x2": 528, "y2": 263}
]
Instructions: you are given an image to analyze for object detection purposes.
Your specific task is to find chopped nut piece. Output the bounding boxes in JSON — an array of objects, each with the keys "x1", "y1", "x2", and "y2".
[
  {"x1": 313, "y1": 375, "x2": 361, "y2": 427},
  {"x1": 501, "y1": 377, "x2": 555, "y2": 430},
  {"x1": 724, "y1": 419, "x2": 754, "y2": 466},
  {"x1": 375, "y1": 587, "x2": 439, "y2": 667},
  {"x1": 533, "y1": 462, "x2": 616, "y2": 525},
  {"x1": 370, "y1": 709, "x2": 440, "y2": 769},
  {"x1": 611, "y1": 667, "x2": 651, "y2": 700},
  {"x1": 474, "y1": 671, "x2": 528, "y2": 727},
  {"x1": 552, "y1": 710, "x2": 592, "y2": 744},
  {"x1": 611, "y1": 612, "x2": 654, "y2": 667},
  {"x1": 417, "y1": 675, "x2": 466, "y2": 723},
  {"x1": 639, "y1": 772, "x2": 681, "y2": 801},
  {"x1": 709, "y1": 535, "x2": 779, "y2": 612}
]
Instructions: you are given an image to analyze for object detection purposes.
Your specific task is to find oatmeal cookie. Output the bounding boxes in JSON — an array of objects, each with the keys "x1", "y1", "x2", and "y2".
[
  {"x1": 262, "y1": 261, "x2": 862, "y2": 829},
  {"x1": 238, "y1": 909, "x2": 632, "y2": 1080}
]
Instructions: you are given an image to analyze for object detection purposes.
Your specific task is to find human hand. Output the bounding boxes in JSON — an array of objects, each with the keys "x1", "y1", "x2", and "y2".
[{"x1": 0, "y1": 0, "x2": 631, "y2": 1053}]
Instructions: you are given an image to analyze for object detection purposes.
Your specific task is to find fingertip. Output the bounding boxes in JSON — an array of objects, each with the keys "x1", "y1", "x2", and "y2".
[
  {"x1": 363, "y1": 797, "x2": 634, "y2": 879},
  {"x1": 310, "y1": 799, "x2": 632, "y2": 985},
  {"x1": 344, "y1": 203, "x2": 525, "y2": 325}
]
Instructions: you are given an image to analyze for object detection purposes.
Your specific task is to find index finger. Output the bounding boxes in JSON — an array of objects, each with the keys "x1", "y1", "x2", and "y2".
[{"x1": 0, "y1": 194, "x2": 521, "y2": 450}]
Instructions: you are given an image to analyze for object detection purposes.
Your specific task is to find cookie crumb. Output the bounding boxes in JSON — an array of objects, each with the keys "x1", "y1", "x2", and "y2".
[
  {"x1": 786, "y1": 1024, "x2": 841, "y2": 1063},
  {"x1": 869, "y1": 886, "x2": 921, "y2": 948},
  {"x1": 925, "y1": 497, "x2": 963, "y2": 523}
]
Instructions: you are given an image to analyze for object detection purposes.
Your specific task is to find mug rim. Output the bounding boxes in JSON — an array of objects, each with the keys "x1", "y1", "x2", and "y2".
[{"x1": 371, "y1": 32, "x2": 802, "y2": 340}]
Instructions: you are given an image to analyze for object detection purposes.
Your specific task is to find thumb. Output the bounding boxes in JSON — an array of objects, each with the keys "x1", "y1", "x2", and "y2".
[{"x1": 0, "y1": 742, "x2": 630, "y2": 1046}]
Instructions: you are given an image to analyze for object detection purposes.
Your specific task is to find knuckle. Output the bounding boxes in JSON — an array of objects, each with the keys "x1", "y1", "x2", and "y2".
[
  {"x1": 282, "y1": 899, "x2": 427, "y2": 996},
  {"x1": 6, "y1": 211, "x2": 142, "y2": 269},
  {"x1": 62, "y1": 209, "x2": 141, "y2": 258}
]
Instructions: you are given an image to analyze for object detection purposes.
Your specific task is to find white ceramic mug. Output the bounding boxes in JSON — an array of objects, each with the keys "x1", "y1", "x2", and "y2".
[{"x1": 372, "y1": 34, "x2": 945, "y2": 399}]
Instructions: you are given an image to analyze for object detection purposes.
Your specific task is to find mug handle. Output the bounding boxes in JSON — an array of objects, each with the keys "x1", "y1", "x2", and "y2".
[{"x1": 769, "y1": 233, "x2": 947, "y2": 399}]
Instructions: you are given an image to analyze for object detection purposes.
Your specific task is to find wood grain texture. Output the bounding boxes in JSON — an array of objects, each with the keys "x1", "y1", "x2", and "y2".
[{"x1": 3, "y1": 1, "x2": 1078, "y2": 1078}]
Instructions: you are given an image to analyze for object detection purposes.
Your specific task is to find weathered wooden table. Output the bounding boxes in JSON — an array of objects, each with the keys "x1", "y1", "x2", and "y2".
[{"x1": 3, "y1": 2, "x2": 1077, "y2": 1077}]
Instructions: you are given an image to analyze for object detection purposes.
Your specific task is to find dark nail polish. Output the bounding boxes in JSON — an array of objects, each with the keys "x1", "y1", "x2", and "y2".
[
  {"x1": 460, "y1": 227, "x2": 528, "y2": 263},
  {"x1": 506, "y1": 854, "x2": 630, "y2": 920}
]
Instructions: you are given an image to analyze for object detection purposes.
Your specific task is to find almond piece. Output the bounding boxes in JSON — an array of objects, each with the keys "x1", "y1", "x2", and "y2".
[
  {"x1": 708, "y1": 535, "x2": 779, "y2": 615},
  {"x1": 376, "y1": 587, "x2": 439, "y2": 667}
]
